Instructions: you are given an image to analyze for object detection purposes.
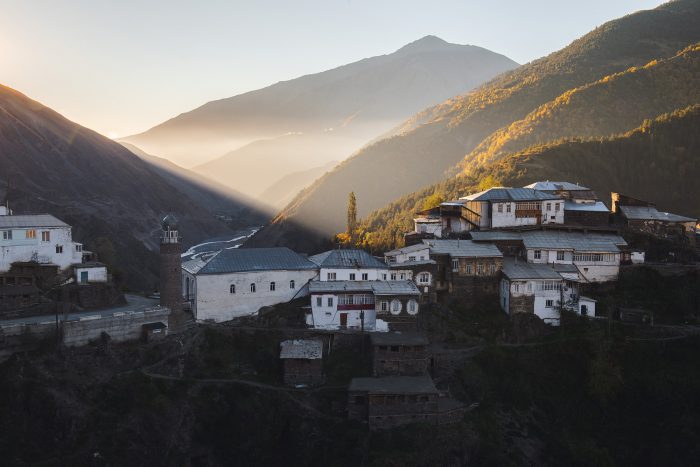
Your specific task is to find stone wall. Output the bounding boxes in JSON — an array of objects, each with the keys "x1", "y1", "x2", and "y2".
[
  {"x1": 509, "y1": 295, "x2": 535, "y2": 315},
  {"x1": 61, "y1": 307, "x2": 171, "y2": 346},
  {"x1": 373, "y1": 346, "x2": 428, "y2": 376},
  {"x1": 565, "y1": 210, "x2": 610, "y2": 227},
  {"x1": 283, "y1": 358, "x2": 324, "y2": 387}
]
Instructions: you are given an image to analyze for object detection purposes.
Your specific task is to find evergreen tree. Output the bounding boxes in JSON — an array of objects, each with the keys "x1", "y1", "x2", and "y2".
[{"x1": 347, "y1": 192, "x2": 358, "y2": 235}]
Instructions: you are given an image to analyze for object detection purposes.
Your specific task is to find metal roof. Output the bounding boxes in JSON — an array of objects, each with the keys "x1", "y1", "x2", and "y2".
[
  {"x1": 564, "y1": 201, "x2": 610, "y2": 212},
  {"x1": 388, "y1": 259, "x2": 436, "y2": 268},
  {"x1": 619, "y1": 205, "x2": 695, "y2": 223},
  {"x1": 384, "y1": 243, "x2": 431, "y2": 257},
  {"x1": 309, "y1": 249, "x2": 388, "y2": 269},
  {"x1": 469, "y1": 231, "x2": 523, "y2": 241},
  {"x1": 460, "y1": 187, "x2": 560, "y2": 202},
  {"x1": 521, "y1": 231, "x2": 624, "y2": 252},
  {"x1": 280, "y1": 339, "x2": 323, "y2": 359},
  {"x1": 0, "y1": 214, "x2": 69, "y2": 229},
  {"x1": 309, "y1": 280, "x2": 420, "y2": 295},
  {"x1": 423, "y1": 239, "x2": 503, "y2": 258},
  {"x1": 524, "y1": 181, "x2": 590, "y2": 191},
  {"x1": 185, "y1": 247, "x2": 318, "y2": 275},
  {"x1": 501, "y1": 258, "x2": 563, "y2": 280},
  {"x1": 370, "y1": 332, "x2": 429, "y2": 346},
  {"x1": 348, "y1": 376, "x2": 438, "y2": 394}
]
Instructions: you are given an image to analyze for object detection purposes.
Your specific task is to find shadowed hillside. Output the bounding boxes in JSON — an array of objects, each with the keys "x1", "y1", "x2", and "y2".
[
  {"x1": 0, "y1": 85, "x2": 264, "y2": 291},
  {"x1": 250, "y1": 0, "x2": 700, "y2": 251}
]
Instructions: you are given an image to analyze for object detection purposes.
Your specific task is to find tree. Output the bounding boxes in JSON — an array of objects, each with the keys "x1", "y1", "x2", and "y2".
[{"x1": 347, "y1": 192, "x2": 358, "y2": 235}]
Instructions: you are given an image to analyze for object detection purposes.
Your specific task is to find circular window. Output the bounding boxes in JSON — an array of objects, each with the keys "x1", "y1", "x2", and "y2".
[
  {"x1": 407, "y1": 299, "x2": 419, "y2": 315},
  {"x1": 390, "y1": 299, "x2": 402, "y2": 315}
]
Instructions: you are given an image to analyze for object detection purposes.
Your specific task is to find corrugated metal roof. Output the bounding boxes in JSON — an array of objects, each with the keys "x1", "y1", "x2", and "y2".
[
  {"x1": 422, "y1": 239, "x2": 503, "y2": 258},
  {"x1": 564, "y1": 201, "x2": 610, "y2": 212},
  {"x1": 469, "y1": 231, "x2": 523, "y2": 241},
  {"x1": 349, "y1": 376, "x2": 438, "y2": 394},
  {"x1": 384, "y1": 243, "x2": 430, "y2": 256},
  {"x1": 524, "y1": 181, "x2": 590, "y2": 191},
  {"x1": 309, "y1": 249, "x2": 388, "y2": 269},
  {"x1": 619, "y1": 205, "x2": 695, "y2": 223},
  {"x1": 280, "y1": 339, "x2": 323, "y2": 359},
  {"x1": 501, "y1": 258, "x2": 562, "y2": 280},
  {"x1": 0, "y1": 214, "x2": 69, "y2": 228},
  {"x1": 309, "y1": 280, "x2": 419, "y2": 295},
  {"x1": 460, "y1": 187, "x2": 560, "y2": 202},
  {"x1": 521, "y1": 231, "x2": 624, "y2": 252},
  {"x1": 370, "y1": 332, "x2": 429, "y2": 346},
  {"x1": 388, "y1": 259, "x2": 436, "y2": 268},
  {"x1": 187, "y1": 247, "x2": 318, "y2": 275}
]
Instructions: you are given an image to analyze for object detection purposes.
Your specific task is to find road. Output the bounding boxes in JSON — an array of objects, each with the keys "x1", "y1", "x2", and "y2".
[{"x1": 0, "y1": 294, "x2": 160, "y2": 326}]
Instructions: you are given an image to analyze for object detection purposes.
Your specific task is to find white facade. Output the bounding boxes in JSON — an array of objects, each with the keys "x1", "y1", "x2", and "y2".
[
  {"x1": 384, "y1": 246, "x2": 431, "y2": 265},
  {"x1": 185, "y1": 268, "x2": 318, "y2": 322},
  {"x1": 75, "y1": 265, "x2": 108, "y2": 283},
  {"x1": 489, "y1": 200, "x2": 565, "y2": 228},
  {"x1": 319, "y1": 266, "x2": 384, "y2": 282},
  {"x1": 309, "y1": 292, "x2": 377, "y2": 330},
  {"x1": 0, "y1": 214, "x2": 84, "y2": 272},
  {"x1": 500, "y1": 277, "x2": 580, "y2": 326},
  {"x1": 414, "y1": 218, "x2": 442, "y2": 237}
]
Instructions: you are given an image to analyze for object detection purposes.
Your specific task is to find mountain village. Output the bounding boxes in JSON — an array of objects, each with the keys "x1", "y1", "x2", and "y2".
[{"x1": 1, "y1": 179, "x2": 697, "y2": 430}]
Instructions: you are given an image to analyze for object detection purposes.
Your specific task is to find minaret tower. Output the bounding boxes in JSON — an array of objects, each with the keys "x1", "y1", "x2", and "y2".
[{"x1": 160, "y1": 213, "x2": 185, "y2": 331}]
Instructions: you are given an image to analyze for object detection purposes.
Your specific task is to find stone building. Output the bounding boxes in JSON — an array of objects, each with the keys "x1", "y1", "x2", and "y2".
[
  {"x1": 611, "y1": 192, "x2": 696, "y2": 244},
  {"x1": 384, "y1": 243, "x2": 437, "y2": 303},
  {"x1": 371, "y1": 333, "x2": 429, "y2": 377},
  {"x1": 525, "y1": 181, "x2": 610, "y2": 226},
  {"x1": 159, "y1": 214, "x2": 187, "y2": 331},
  {"x1": 424, "y1": 239, "x2": 503, "y2": 301},
  {"x1": 280, "y1": 339, "x2": 324, "y2": 387},
  {"x1": 347, "y1": 376, "x2": 439, "y2": 430}
]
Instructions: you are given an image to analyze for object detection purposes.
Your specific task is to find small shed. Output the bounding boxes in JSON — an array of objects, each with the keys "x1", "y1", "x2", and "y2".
[
  {"x1": 280, "y1": 339, "x2": 324, "y2": 387},
  {"x1": 74, "y1": 262, "x2": 108, "y2": 284},
  {"x1": 142, "y1": 321, "x2": 168, "y2": 341},
  {"x1": 578, "y1": 297, "x2": 596, "y2": 317},
  {"x1": 370, "y1": 332, "x2": 429, "y2": 377}
]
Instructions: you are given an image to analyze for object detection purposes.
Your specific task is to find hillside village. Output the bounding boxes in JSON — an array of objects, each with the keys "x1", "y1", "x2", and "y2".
[{"x1": 2, "y1": 179, "x2": 698, "y2": 432}]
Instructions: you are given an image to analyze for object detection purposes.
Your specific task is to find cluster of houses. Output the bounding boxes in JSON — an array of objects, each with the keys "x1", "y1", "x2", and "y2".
[{"x1": 181, "y1": 181, "x2": 697, "y2": 328}]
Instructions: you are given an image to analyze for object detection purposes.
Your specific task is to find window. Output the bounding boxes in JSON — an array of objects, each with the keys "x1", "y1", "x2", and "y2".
[
  {"x1": 361, "y1": 273, "x2": 368, "y2": 280},
  {"x1": 408, "y1": 256, "x2": 416, "y2": 262},
  {"x1": 2, "y1": 230, "x2": 11, "y2": 240},
  {"x1": 390, "y1": 273, "x2": 397, "y2": 281},
  {"x1": 573, "y1": 253, "x2": 614, "y2": 263},
  {"x1": 290, "y1": 280, "x2": 295, "y2": 289},
  {"x1": 539, "y1": 281, "x2": 562, "y2": 291},
  {"x1": 269, "y1": 281, "x2": 276, "y2": 291},
  {"x1": 327, "y1": 297, "x2": 334, "y2": 307},
  {"x1": 382, "y1": 274, "x2": 387, "y2": 280},
  {"x1": 380, "y1": 301, "x2": 388, "y2": 312},
  {"x1": 55, "y1": 245, "x2": 63, "y2": 254},
  {"x1": 26, "y1": 229, "x2": 36, "y2": 239},
  {"x1": 250, "y1": 283, "x2": 256, "y2": 293},
  {"x1": 407, "y1": 300, "x2": 418, "y2": 315},
  {"x1": 465, "y1": 264, "x2": 472, "y2": 274},
  {"x1": 534, "y1": 250, "x2": 542, "y2": 260},
  {"x1": 546, "y1": 202, "x2": 552, "y2": 211},
  {"x1": 513, "y1": 283, "x2": 520, "y2": 293},
  {"x1": 75, "y1": 244, "x2": 82, "y2": 252},
  {"x1": 230, "y1": 284, "x2": 235, "y2": 294},
  {"x1": 506, "y1": 204, "x2": 512, "y2": 213},
  {"x1": 327, "y1": 272, "x2": 336, "y2": 281},
  {"x1": 316, "y1": 297, "x2": 322, "y2": 307},
  {"x1": 420, "y1": 256, "x2": 425, "y2": 261},
  {"x1": 451, "y1": 259, "x2": 459, "y2": 272},
  {"x1": 390, "y1": 299, "x2": 402, "y2": 315},
  {"x1": 527, "y1": 282, "x2": 532, "y2": 292},
  {"x1": 545, "y1": 299, "x2": 554, "y2": 308},
  {"x1": 390, "y1": 346, "x2": 400, "y2": 352},
  {"x1": 477, "y1": 264, "x2": 483, "y2": 274},
  {"x1": 489, "y1": 264, "x2": 496, "y2": 274},
  {"x1": 555, "y1": 202, "x2": 560, "y2": 212},
  {"x1": 349, "y1": 273, "x2": 356, "y2": 280},
  {"x1": 497, "y1": 203, "x2": 503, "y2": 213},
  {"x1": 400, "y1": 273, "x2": 405, "y2": 280},
  {"x1": 557, "y1": 251, "x2": 565, "y2": 261},
  {"x1": 418, "y1": 272, "x2": 430, "y2": 284},
  {"x1": 41, "y1": 231, "x2": 50, "y2": 242}
]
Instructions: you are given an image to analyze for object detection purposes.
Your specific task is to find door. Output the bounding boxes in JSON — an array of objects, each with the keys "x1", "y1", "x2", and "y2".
[
  {"x1": 80, "y1": 271, "x2": 88, "y2": 283},
  {"x1": 339, "y1": 313, "x2": 347, "y2": 327}
]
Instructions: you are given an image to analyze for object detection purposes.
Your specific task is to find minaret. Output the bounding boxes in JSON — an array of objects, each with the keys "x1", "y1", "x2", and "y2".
[{"x1": 160, "y1": 213, "x2": 185, "y2": 331}]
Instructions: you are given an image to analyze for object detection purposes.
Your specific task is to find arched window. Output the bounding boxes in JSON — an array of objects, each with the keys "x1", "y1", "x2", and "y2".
[
  {"x1": 417, "y1": 272, "x2": 431, "y2": 284},
  {"x1": 270, "y1": 281, "x2": 276, "y2": 291},
  {"x1": 229, "y1": 284, "x2": 235, "y2": 294},
  {"x1": 250, "y1": 283, "x2": 256, "y2": 293},
  {"x1": 407, "y1": 299, "x2": 419, "y2": 315},
  {"x1": 290, "y1": 280, "x2": 295, "y2": 289},
  {"x1": 390, "y1": 299, "x2": 402, "y2": 315}
]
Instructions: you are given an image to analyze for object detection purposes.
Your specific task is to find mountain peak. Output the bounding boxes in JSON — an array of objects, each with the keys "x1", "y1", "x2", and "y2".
[{"x1": 395, "y1": 35, "x2": 453, "y2": 54}]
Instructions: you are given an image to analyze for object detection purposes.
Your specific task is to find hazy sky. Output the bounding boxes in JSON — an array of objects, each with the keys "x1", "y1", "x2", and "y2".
[{"x1": 1, "y1": 0, "x2": 664, "y2": 138}]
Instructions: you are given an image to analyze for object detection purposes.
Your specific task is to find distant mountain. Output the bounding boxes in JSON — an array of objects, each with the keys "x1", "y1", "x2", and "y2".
[
  {"x1": 359, "y1": 105, "x2": 700, "y2": 252},
  {"x1": 122, "y1": 35, "x2": 518, "y2": 190},
  {"x1": 249, "y1": 0, "x2": 700, "y2": 251},
  {"x1": 0, "y1": 85, "x2": 265, "y2": 291},
  {"x1": 258, "y1": 160, "x2": 339, "y2": 209}
]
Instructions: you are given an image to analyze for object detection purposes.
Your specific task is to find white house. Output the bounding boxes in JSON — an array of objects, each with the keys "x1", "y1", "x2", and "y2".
[
  {"x1": 309, "y1": 249, "x2": 388, "y2": 282},
  {"x1": 0, "y1": 212, "x2": 85, "y2": 272},
  {"x1": 182, "y1": 247, "x2": 319, "y2": 322},
  {"x1": 308, "y1": 280, "x2": 420, "y2": 331},
  {"x1": 500, "y1": 258, "x2": 582, "y2": 325},
  {"x1": 460, "y1": 187, "x2": 564, "y2": 229},
  {"x1": 74, "y1": 262, "x2": 108, "y2": 283}
]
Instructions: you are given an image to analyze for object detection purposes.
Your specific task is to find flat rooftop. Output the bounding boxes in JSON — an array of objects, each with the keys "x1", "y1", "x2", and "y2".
[
  {"x1": 370, "y1": 332, "x2": 429, "y2": 346},
  {"x1": 349, "y1": 376, "x2": 437, "y2": 394}
]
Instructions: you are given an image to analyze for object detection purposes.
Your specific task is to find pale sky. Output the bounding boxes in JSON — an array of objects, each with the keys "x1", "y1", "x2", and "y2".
[{"x1": 1, "y1": 0, "x2": 665, "y2": 138}]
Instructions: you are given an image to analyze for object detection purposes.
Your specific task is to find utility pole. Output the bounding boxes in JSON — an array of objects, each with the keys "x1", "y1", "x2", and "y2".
[{"x1": 360, "y1": 309, "x2": 365, "y2": 355}]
